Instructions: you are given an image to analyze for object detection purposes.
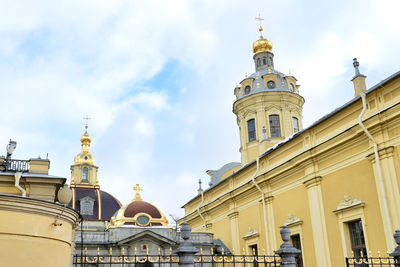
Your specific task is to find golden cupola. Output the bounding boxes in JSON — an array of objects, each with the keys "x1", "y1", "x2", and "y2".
[
  {"x1": 74, "y1": 124, "x2": 96, "y2": 165},
  {"x1": 252, "y1": 26, "x2": 273, "y2": 54},
  {"x1": 71, "y1": 123, "x2": 98, "y2": 186}
]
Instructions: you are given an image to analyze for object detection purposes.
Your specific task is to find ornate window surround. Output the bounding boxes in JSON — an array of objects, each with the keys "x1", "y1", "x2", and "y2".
[{"x1": 333, "y1": 195, "x2": 369, "y2": 258}]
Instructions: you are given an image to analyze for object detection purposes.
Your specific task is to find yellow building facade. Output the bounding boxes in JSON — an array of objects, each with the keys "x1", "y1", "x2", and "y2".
[
  {"x1": 181, "y1": 25, "x2": 400, "y2": 267},
  {"x1": 0, "y1": 143, "x2": 79, "y2": 267}
]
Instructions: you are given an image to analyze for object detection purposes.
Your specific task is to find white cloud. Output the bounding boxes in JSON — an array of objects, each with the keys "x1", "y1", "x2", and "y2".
[{"x1": 0, "y1": 0, "x2": 399, "y2": 218}]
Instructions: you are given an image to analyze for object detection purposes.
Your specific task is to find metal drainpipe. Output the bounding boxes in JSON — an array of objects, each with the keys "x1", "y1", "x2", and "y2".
[
  {"x1": 251, "y1": 157, "x2": 270, "y2": 253},
  {"x1": 14, "y1": 172, "x2": 26, "y2": 197},
  {"x1": 358, "y1": 91, "x2": 393, "y2": 249},
  {"x1": 196, "y1": 190, "x2": 206, "y2": 230}
]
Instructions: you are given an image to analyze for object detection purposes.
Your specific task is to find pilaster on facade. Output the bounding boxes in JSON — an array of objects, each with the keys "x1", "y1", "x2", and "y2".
[
  {"x1": 227, "y1": 211, "x2": 240, "y2": 253},
  {"x1": 303, "y1": 176, "x2": 332, "y2": 267},
  {"x1": 262, "y1": 195, "x2": 276, "y2": 253},
  {"x1": 367, "y1": 146, "x2": 399, "y2": 250}
]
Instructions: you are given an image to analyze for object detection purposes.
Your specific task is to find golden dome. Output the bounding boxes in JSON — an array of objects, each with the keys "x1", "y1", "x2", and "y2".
[
  {"x1": 252, "y1": 26, "x2": 273, "y2": 54},
  {"x1": 109, "y1": 185, "x2": 169, "y2": 228},
  {"x1": 74, "y1": 124, "x2": 96, "y2": 165}
]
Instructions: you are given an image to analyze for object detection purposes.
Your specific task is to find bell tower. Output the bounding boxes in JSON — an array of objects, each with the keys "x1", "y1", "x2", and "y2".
[
  {"x1": 233, "y1": 17, "x2": 305, "y2": 165},
  {"x1": 70, "y1": 118, "x2": 99, "y2": 188}
]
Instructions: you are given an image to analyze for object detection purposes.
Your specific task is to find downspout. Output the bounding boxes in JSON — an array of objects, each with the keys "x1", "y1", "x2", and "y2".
[
  {"x1": 197, "y1": 189, "x2": 206, "y2": 230},
  {"x1": 251, "y1": 157, "x2": 270, "y2": 253},
  {"x1": 14, "y1": 172, "x2": 26, "y2": 197},
  {"x1": 358, "y1": 91, "x2": 393, "y2": 248}
]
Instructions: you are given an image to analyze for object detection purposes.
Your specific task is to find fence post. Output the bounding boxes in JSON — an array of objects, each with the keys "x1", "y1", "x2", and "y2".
[
  {"x1": 276, "y1": 226, "x2": 301, "y2": 267},
  {"x1": 390, "y1": 230, "x2": 400, "y2": 266},
  {"x1": 175, "y1": 222, "x2": 199, "y2": 267}
]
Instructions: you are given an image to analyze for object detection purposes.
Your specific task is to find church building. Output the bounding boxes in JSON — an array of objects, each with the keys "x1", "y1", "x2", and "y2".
[
  {"x1": 69, "y1": 124, "x2": 225, "y2": 262},
  {"x1": 181, "y1": 22, "x2": 400, "y2": 267}
]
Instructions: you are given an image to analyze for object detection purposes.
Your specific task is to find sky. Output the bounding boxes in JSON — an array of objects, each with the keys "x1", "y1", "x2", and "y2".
[{"x1": 0, "y1": 0, "x2": 399, "y2": 220}]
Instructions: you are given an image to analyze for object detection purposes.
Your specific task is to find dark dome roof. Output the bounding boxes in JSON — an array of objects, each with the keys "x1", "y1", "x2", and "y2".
[
  {"x1": 124, "y1": 201, "x2": 162, "y2": 218},
  {"x1": 68, "y1": 187, "x2": 122, "y2": 221}
]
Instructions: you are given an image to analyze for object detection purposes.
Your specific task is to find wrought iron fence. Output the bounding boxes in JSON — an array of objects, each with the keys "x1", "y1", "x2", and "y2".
[
  {"x1": 345, "y1": 256, "x2": 400, "y2": 267},
  {"x1": 6, "y1": 159, "x2": 30, "y2": 172},
  {"x1": 73, "y1": 253, "x2": 281, "y2": 267}
]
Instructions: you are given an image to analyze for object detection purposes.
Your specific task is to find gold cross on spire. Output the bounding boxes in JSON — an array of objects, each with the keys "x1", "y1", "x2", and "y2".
[
  {"x1": 255, "y1": 14, "x2": 264, "y2": 38},
  {"x1": 83, "y1": 115, "x2": 91, "y2": 131},
  {"x1": 255, "y1": 14, "x2": 264, "y2": 27},
  {"x1": 133, "y1": 184, "x2": 143, "y2": 201}
]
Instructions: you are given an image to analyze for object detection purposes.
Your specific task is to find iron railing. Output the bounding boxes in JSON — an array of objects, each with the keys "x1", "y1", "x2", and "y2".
[
  {"x1": 4, "y1": 159, "x2": 30, "y2": 172},
  {"x1": 73, "y1": 253, "x2": 282, "y2": 267},
  {"x1": 345, "y1": 256, "x2": 400, "y2": 267}
]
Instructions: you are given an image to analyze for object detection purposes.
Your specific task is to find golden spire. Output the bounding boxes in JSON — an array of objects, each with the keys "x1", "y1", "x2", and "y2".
[
  {"x1": 252, "y1": 14, "x2": 273, "y2": 54},
  {"x1": 133, "y1": 184, "x2": 143, "y2": 201},
  {"x1": 255, "y1": 14, "x2": 264, "y2": 38}
]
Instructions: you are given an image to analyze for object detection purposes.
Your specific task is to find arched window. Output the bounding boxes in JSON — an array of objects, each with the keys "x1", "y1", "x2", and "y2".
[
  {"x1": 82, "y1": 167, "x2": 88, "y2": 182},
  {"x1": 269, "y1": 115, "x2": 281, "y2": 137},
  {"x1": 257, "y1": 58, "x2": 261, "y2": 67},
  {"x1": 263, "y1": 58, "x2": 267, "y2": 65},
  {"x1": 290, "y1": 84, "x2": 295, "y2": 92},
  {"x1": 292, "y1": 117, "x2": 299, "y2": 133},
  {"x1": 247, "y1": 119, "x2": 256, "y2": 142},
  {"x1": 244, "y1": 86, "x2": 251, "y2": 95}
]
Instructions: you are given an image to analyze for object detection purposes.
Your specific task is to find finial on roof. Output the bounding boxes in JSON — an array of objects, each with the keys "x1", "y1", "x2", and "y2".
[
  {"x1": 133, "y1": 184, "x2": 143, "y2": 201},
  {"x1": 83, "y1": 115, "x2": 91, "y2": 133},
  {"x1": 353, "y1": 58, "x2": 361, "y2": 76},
  {"x1": 255, "y1": 14, "x2": 264, "y2": 38},
  {"x1": 198, "y1": 179, "x2": 203, "y2": 195}
]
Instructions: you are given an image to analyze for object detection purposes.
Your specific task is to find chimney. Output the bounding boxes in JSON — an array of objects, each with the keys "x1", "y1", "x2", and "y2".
[{"x1": 351, "y1": 58, "x2": 367, "y2": 97}]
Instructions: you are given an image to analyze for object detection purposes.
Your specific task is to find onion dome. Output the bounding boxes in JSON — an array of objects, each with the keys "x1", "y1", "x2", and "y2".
[
  {"x1": 68, "y1": 187, "x2": 122, "y2": 221},
  {"x1": 252, "y1": 26, "x2": 273, "y2": 54},
  {"x1": 74, "y1": 124, "x2": 96, "y2": 165},
  {"x1": 109, "y1": 184, "x2": 169, "y2": 228}
]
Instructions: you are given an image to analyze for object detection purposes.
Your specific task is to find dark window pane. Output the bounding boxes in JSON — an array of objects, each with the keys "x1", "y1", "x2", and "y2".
[
  {"x1": 247, "y1": 119, "x2": 256, "y2": 142},
  {"x1": 348, "y1": 220, "x2": 367, "y2": 259},
  {"x1": 269, "y1": 115, "x2": 281, "y2": 137},
  {"x1": 245, "y1": 86, "x2": 251, "y2": 95}
]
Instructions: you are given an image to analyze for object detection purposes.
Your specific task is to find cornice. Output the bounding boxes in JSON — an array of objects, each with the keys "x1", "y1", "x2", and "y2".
[
  {"x1": 367, "y1": 146, "x2": 394, "y2": 162},
  {"x1": 303, "y1": 176, "x2": 322, "y2": 189},
  {"x1": 0, "y1": 194, "x2": 79, "y2": 226}
]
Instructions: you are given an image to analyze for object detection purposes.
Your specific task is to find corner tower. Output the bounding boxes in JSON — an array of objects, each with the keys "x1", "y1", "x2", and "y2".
[{"x1": 233, "y1": 20, "x2": 305, "y2": 165}]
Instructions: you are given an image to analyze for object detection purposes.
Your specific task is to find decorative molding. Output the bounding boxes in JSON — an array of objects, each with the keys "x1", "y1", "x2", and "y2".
[
  {"x1": 227, "y1": 211, "x2": 239, "y2": 219},
  {"x1": 303, "y1": 176, "x2": 322, "y2": 189},
  {"x1": 367, "y1": 146, "x2": 394, "y2": 162},
  {"x1": 283, "y1": 214, "x2": 302, "y2": 227},
  {"x1": 243, "y1": 227, "x2": 259, "y2": 240},
  {"x1": 264, "y1": 195, "x2": 274, "y2": 205},
  {"x1": 206, "y1": 223, "x2": 213, "y2": 231},
  {"x1": 334, "y1": 195, "x2": 363, "y2": 212}
]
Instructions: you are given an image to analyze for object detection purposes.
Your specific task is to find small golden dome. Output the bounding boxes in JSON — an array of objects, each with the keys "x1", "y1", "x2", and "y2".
[
  {"x1": 74, "y1": 124, "x2": 96, "y2": 165},
  {"x1": 108, "y1": 185, "x2": 169, "y2": 228},
  {"x1": 252, "y1": 26, "x2": 273, "y2": 54}
]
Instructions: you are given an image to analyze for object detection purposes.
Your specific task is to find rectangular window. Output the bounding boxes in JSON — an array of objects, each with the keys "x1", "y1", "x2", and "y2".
[
  {"x1": 348, "y1": 220, "x2": 367, "y2": 258},
  {"x1": 291, "y1": 234, "x2": 303, "y2": 267},
  {"x1": 247, "y1": 119, "x2": 256, "y2": 142},
  {"x1": 292, "y1": 117, "x2": 299, "y2": 133},
  {"x1": 269, "y1": 115, "x2": 281, "y2": 138}
]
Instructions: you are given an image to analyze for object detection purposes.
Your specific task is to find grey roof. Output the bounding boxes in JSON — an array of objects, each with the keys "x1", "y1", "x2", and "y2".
[
  {"x1": 181, "y1": 69, "x2": 400, "y2": 208},
  {"x1": 237, "y1": 68, "x2": 299, "y2": 100}
]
